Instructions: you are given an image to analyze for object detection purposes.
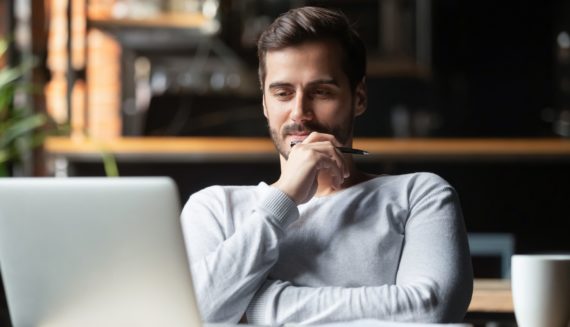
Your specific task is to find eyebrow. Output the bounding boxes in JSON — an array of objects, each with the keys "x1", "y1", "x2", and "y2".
[
  {"x1": 267, "y1": 82, "x2": 292, "y2": 90},
  {"x1": 267, "y1": 79, "x2": 340, "y2": 90},
  {"x1": 307, "y1": 79, "x2": 339, "y2": 87}
]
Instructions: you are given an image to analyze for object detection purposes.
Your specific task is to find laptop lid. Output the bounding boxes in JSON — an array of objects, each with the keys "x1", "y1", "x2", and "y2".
[{"x1": 0, "y1": 177, "x2": 202, "y2": 327}]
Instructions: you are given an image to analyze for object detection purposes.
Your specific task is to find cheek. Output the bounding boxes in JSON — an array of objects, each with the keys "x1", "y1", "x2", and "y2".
[
  {"x1": 265, "y1": 100, "x2": 290, "y2": 121},
  {"x1": 315, "y1": 100, "x2": 350, "y2": 121}
]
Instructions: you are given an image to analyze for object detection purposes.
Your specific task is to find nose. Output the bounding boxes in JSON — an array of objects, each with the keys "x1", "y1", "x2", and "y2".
[{"x1": 290, "y1": 92, "x2": 312, "y2": 122}]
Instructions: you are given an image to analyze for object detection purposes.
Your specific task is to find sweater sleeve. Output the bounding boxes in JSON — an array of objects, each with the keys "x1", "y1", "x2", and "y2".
[
  {"x1": 181, "y1": 185, "x2": 299, "y2": 323},
  {"x1": 246, "y1": 177, "x2": 473, "y2": 325}
]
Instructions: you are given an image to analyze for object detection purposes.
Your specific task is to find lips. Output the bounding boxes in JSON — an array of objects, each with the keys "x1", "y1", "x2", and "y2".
[
  {"x1": 288, "y1": 132, "x2": 310, "y2": 144},
  {"x1": 282, "y1": 123, "x2": 314, "y2": 144}
]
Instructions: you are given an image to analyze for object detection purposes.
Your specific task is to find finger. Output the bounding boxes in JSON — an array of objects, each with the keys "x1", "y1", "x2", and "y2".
[
  {"x1": 322, "y1": 165, "x2": 343, "y2": 190},
  {"x1": 314, "y1": 152, "x2": 345, "y2": 184},
  {"x1": 298, "y1": 141, "x2": 344, "y2": 165},
  {"x1": 303, "y1": 132, "x2": 342, "y2": 147},
  {"x1": 291, "y1": 141, "x2": 347, "y2": 185},
  {"x1": 308, "y1": 143, "x2": 347, "y2": 179},
  {"x1": 301, "y1": 134, "x2": 348, "y2": 176}
]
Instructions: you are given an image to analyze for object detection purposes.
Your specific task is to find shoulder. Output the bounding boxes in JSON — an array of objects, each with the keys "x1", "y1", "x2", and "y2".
[
  {"x1": 404, "y1": 172, "x2": 454, "y2": 197},
  {"x1": 392, "y1": 173, "x2": 462, "y2": 225},
  {"x1": 374, "y1": 172, "x2": 450, "y2": 187},
  {"x1": 404, "y1": 172, "x2": 456, "y2": 201},
  {"x1": 366, "y1": 172, "x2": 453, "y2": 196},
  {"x1": 368, "y1": 172, "x2": 458, "y2": 212}
]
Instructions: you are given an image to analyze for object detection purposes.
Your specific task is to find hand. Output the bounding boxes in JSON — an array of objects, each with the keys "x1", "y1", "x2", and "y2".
[{"x1": 273, "y1": 132, "x2": 350, "y2": 205}]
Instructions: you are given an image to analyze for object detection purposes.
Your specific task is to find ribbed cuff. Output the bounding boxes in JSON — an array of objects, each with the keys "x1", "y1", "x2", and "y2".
[
  {"x1": 247, "y1": 280, "x2": 289, "y2": 325},
  {"x1": 246, "y1": 280, "x2": 272, "y2": 324},
  {"x1": 257, "y1": 184, "x2": 299, "y2": 229}
]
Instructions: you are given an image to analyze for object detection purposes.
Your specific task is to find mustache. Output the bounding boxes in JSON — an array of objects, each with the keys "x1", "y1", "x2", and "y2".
[{"x1": 281, "y1": 122, "x2": 329, "y2": 135}]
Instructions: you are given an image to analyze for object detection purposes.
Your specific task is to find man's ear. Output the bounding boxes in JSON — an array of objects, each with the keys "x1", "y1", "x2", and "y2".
[
  {"x1": 354, "y1": 78, "x2": 367, "y2": 117},
  {"x1": 262, "y1": 94, "x2": 268, "y2": 118}
]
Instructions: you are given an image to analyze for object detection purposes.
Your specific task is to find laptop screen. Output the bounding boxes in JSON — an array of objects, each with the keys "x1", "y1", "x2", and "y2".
[{"x1": 0, "y1": 177, "x2": 202, "y2": 327}]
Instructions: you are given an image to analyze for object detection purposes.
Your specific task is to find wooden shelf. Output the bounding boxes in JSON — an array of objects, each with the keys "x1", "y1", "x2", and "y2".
[
  {"x1": 46, "y1": 136, "x2": 275, "y2": 155},
  {"x1": 45, "y1": 137, "x2": 570, "y2": 163},
  {"x1": 353, "y1": 138, "x2": 570, "y2": 160},
  {"x1": 89, "y1": 13, "x2": 210, "y2": 30}
]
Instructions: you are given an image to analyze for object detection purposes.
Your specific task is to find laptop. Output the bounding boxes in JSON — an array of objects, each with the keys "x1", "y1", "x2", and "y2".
[{"x1": 0, "y1": 177, "x2": 204, "y2": 327}]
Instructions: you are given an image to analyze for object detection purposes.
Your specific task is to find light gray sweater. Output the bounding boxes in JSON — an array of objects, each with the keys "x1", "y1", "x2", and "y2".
[{"x1": 181, "y1": 173, "x2": 473, "y2": 325}]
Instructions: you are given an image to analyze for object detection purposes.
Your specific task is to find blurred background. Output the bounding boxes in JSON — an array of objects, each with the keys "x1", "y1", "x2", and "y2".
[{"x1": 1, "y1": 0, "x2": 570, "y2": 325}]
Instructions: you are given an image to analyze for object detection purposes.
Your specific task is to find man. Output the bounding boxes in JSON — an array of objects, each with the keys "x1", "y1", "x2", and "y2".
[{"x1": 181, "y1": 6, "x2": 473, "y2": 325}]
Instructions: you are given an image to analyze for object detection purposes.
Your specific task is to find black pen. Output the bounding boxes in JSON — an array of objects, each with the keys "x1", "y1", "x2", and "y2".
[
  {"x1": 335, "y1": 146, "x2": 369, "y2": 155},
  {"x1": 290, "y1": 141, "x2": 369, "y2": 155}
]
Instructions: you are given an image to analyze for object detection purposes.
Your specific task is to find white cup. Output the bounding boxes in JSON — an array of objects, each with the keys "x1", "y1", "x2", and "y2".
[{"x1": 511, "y1": 254, "x2": 570, "y2": 327}]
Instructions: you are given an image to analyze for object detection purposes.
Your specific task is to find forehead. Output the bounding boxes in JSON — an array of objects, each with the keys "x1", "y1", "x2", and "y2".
[{"x1": 264, "y1": 40, "x2": 348, "y2": 87}]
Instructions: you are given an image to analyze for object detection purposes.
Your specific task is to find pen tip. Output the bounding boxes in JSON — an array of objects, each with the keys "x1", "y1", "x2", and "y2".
[{"x1": 290, "y1": 141, "x2": 301, "y2": 148}]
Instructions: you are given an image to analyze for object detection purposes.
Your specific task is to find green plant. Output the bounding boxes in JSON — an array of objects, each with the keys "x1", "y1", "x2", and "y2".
[{"x1": 0, "y1": 39, "x2": 47, "y2": 177}]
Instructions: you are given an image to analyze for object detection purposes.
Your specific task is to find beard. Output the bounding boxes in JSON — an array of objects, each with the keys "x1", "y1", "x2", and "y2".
[{"x1": 268, "y1": 113, "x2": 355, "y2": 160}]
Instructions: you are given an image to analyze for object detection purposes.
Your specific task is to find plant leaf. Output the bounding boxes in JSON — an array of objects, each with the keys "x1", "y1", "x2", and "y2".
[
  {"x1": 0, "y1": 56, "x2": 35, "y2": 88},
  {"x1": 0, "y1": 66, "x2": 26, "y2": 89},
  {"x1": 0, "y1": 114, "x2": 46, "y2": 149},
  {"x1": 0, "y1": 89, "x2": 13, "y2": 118},
  {"x1": 101, "y1": 151, "x2": 120, "y2": 177},
  {"x1": 0, "y1": 125, "x2": 47, "y2": 164}
]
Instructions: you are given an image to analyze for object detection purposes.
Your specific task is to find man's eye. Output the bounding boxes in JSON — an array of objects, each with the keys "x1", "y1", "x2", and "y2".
[
  {"x1": 312, "y1": 89, "x2": 332, "y2": 98},
  {"x1": 273, "y1": 90, "x2": 292, "y2": 99}
]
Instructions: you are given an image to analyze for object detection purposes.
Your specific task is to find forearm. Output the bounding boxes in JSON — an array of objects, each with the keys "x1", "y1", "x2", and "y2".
[
  {"x1": 190, "y1": 218, "x2": 281, "y2": 322},
  {"x1": 246, "y1": 279, "x2": 449, "y2": 325},
  {"x1": 182, "y1": 186, "x2": 298, "y2": 323}
]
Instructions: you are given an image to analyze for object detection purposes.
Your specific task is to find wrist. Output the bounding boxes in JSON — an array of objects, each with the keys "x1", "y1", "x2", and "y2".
[
  {"x1": 272, "y1": 180, "x2": 299, "y2": 205},
  {"x1": 258, "y1": 185, "x2": 299, "y2": 228}
]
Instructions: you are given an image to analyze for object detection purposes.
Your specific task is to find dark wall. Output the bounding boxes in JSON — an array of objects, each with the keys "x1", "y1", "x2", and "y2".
[{"x1": 432, "y1": 0, "x2": 556, "y2": 137}]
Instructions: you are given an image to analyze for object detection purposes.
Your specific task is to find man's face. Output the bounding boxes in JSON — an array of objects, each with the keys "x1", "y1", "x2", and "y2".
[{"x1": 262, "y1": 40, "x2": 366, "y2": 159}]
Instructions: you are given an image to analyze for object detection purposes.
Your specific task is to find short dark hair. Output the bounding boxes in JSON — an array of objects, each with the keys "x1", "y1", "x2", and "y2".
[{"x1": 257, "y1": 6, "x2": 367, "y2": 92}]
